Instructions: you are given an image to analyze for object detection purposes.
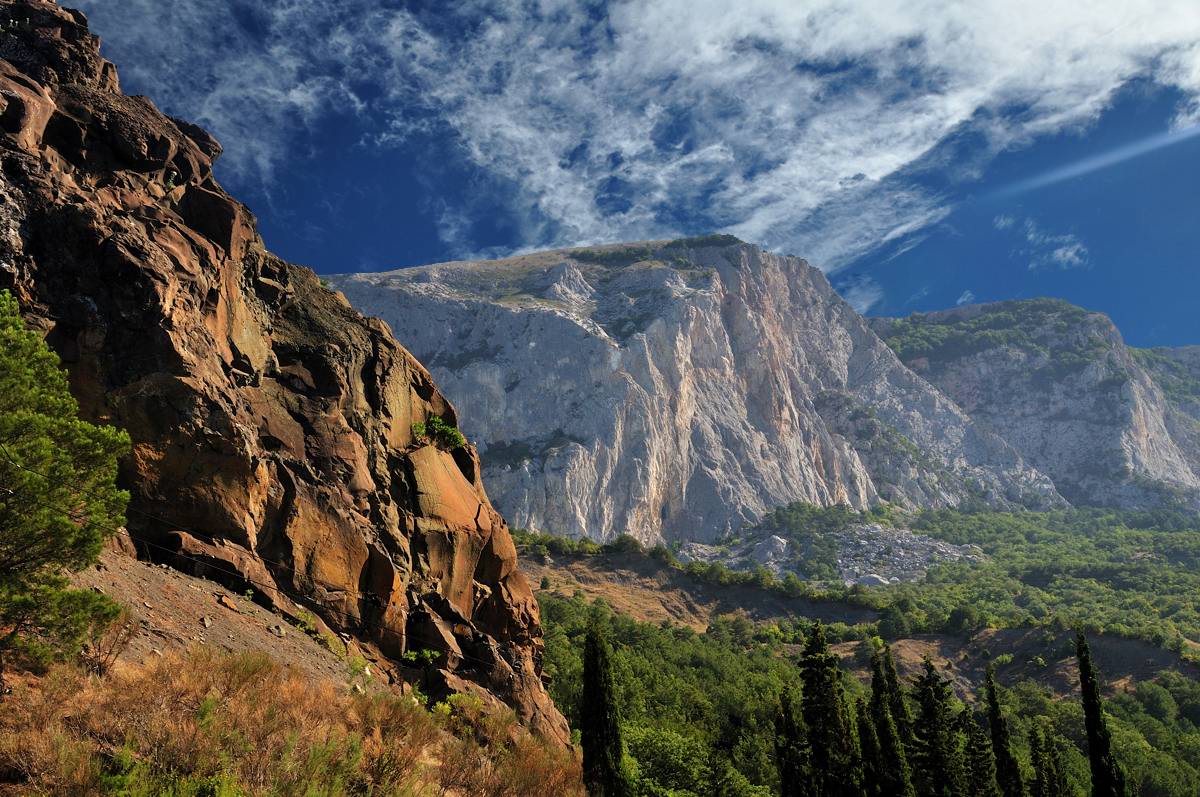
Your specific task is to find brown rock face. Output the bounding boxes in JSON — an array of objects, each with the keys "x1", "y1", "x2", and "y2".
[{"x1": 0, "y1": 0, "x2": 567, "y2": 742}]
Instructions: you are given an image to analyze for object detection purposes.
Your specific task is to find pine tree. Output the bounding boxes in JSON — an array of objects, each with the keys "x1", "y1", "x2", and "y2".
[
  {"x1": 0, "y1": 291, "x2": 129, "y2": 689},
  {"x1": 870, "y1": 648, "x2": 916, "y2": 797},
  {"x1": 776, "y1": 685, "x2": 810, "y2": 797},
  {"x1": 911, "y1": 658, "x2": 966, "y2": 797},
  {"x1": 960, "y1": 709, "x2": 1001, "y2": 797},
  {"x1": 800, "y1": 622, "x2": 858, "y2": 796},
  {"x1": 1075, "y1": 632, "x2": 1127, "y2": 797},
  {"x1": 883, "y1": 644, "x2": 915, "y2": 751},
  {"x1": 580, "y1": 625, "x2": 634, "y2": 797},
  {"x1": 985, "y1": 665, "x2": 1026, "y2": 797}
]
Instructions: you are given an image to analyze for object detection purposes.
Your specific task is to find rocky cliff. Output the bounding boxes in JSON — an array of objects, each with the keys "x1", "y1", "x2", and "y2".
[
  {"x1": 0, "y1": 0, "x2": 566, "y2": 742},
  {"x1": 872, "y1": 299, "x2": 1200, "y2": 510},
  {"x1": 331, "y1": 239, "x2": 1062, "y2": 544}
]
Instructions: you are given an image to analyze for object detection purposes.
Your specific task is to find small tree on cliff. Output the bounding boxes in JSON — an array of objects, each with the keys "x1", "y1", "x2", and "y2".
[
  {"x1": 1075, "y1": 632, "x2": 1128, "y2": 797},
  {"x1": 0, "y1": 291, "x2": 129, "y2": 686},
  {"x1": 580, "y1": 623, "x2": 634, "y2": 797}
]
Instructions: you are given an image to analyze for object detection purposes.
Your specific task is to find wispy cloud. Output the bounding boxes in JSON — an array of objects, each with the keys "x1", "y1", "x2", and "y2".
[
  {"x1": 75, "y1": 0, "x2": 1200, "y2": 266},
  {"x1": 996, "y1": 216, "x2": 1091, "y2": 271},
  {"x1": 993, "y1": 123, "x2": 1200, "y2": 198},
  {"x1": 957, "y1": 290, "x2": 976, "y2": 306},
  {"x1": 837, "y1": 275, "x2": 885, "y2": 313}
]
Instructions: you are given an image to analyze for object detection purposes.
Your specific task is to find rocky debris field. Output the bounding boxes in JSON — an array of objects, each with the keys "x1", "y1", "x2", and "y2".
[{"x1": 678, "y1": 522, "x2": 984, "y2": 586}]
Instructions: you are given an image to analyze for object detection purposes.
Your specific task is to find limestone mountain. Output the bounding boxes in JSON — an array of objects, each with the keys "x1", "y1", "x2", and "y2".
[
  {"x1": 330, "y1": 239, "x2": 1062, "y2": 544},
  {"x1": 871, "y1": 299, "x2": 1200, "y2": 511},
  {"x1": 0, "y1": 0, "x2": 566, "y2": 741}
]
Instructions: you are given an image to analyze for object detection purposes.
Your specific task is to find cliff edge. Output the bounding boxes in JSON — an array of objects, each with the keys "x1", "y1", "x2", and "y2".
[{"x1": 0, "y1": 0, "x2": 567, "y2": 742}]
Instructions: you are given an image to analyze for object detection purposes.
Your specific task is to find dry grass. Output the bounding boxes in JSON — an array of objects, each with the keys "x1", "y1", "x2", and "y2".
[{"x1": 0, "y1": 647, "x2": 583, "y2": 796}]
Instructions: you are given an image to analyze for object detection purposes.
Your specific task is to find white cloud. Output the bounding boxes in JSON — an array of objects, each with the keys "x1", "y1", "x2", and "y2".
[
  {"x1": 837, "y1": 275, "x2": 885, "y2": 313},
  {"x1": 74, "y1": 0, "x2": 1200, "y2": 265},
  {"x1": 957, "y1": 290, "x2": 976, "y2": 306},
  {"x1": 907, "y1": 286, "x2": 931, "y2": 305},
  {"x1": 993, "y1": 214, "x2": 1016, "y2": 230},
  {"x1": 1013, "y1": 218, "x2": 1092, "y2": 271}
]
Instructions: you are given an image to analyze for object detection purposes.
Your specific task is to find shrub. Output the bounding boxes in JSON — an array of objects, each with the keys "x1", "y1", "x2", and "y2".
[
  {"x1": 603, "y1": 534, "x2": 645, "y2": 555},
  {"x1": 412, "y1": 415, "x2": 467, "y2": 450}
]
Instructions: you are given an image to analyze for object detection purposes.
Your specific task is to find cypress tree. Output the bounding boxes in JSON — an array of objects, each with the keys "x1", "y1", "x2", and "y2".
[
  {"x1": 856, "y1": 698, "x2": 883, "y2": 796},
  {"x1": 883, "y1": 644, "x2": 915, "y2": 751},
  {"x1": 870, "y1": 648, "x2": 916, "y2": 797},
  {"x1": 1075, "y1": 632, "x2": 1127, "y2": 797},
  {"x1": 1045, "y1": 733, "x2": 1070, "y2": 797},
  {"x1": 580, "y1": 625, "x2": 634, "y2": 797},
  {"x1": 775, "y1": 685, "x2": 810, "y2": 797},
  {"x1": 960, "y1": 709, "x2": 1001, "y2": 797},
  {"x1": 985, "y1": 665, "x2": 1026, "y2": 797},
  {"x1": 911, "y1": 658, "x2": 966, "y2": 797},
  {"x1": 1030, "y1": 727, "x2": 1052, "y2": 797},
  {"x1": 800, "y1": 622, "x2": 857, "y2": 796}
]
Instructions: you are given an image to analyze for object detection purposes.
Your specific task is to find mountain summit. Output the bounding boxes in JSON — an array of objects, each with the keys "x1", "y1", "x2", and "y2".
[{"x1": 331, "y1": 239, "x2": 1062, "y2": 543}]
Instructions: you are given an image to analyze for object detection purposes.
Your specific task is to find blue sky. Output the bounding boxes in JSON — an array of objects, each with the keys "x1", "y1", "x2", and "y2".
[{"x1": 75, "y1": 0, "x2": 1200, "y2": 346}]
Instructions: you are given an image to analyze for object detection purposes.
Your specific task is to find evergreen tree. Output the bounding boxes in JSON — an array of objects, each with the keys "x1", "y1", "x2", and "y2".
[
  {"x1": 844, "y1": 697, "x2": 868, "y2": 797},
  {"x1": 0, "y1": 291, "x2": 129, "y2": 689},
  {"x1": 775, "y1": 685, "x2": 810, "y2": 797},
  {"x1": 1044, "y1": 732, "x2": 1070, "y2": 797},
  {"x1": 869, "y1": 649, "x2": 916, "y2": 797},
  {"x1": 1030, "y1": 727, "x2": 1052, "y2": 797},
  {"x1": 910, "y1": 658, "x2": 966, "y2": 797},
  {"x1": 883, "y1": 644, "x2": 915, "y2": 751},
  {"x1": 960, "y1": 709, "x2": 1001, "y2": 797},
  {"x1": 985, "y1": 665, "x2": 1026, "y2": 797},
  {"x1": 856, "y1": 698, "x2": 883, "y2": 796},
  {"x1": 800, "y1": 622, "x2": 857, "y2": 796},
  {"x1": 580, "y1": 625, "x2": 634, "y2": 797},
  {"x1": 1075, "y1": 632, "x2": 1127, "y2": 797},
  {"x1": 1029, "y1": 724, "x2": 1070, "y2": 797}
]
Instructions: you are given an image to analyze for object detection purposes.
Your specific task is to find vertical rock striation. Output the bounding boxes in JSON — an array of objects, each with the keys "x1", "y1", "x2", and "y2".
[
  {"x1": 332, "y1": 240, "x2": 1062, "y2": 544},
  {"x1": 0, "y1": 0, "x2": 566, "y2": 742},
  {"x1": 872, "y1": 300, "x2": 1200, "y2": 510}
]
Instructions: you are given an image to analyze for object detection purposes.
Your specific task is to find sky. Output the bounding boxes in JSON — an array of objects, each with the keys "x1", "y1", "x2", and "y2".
[{"x1": 73, "y1": 0, "x2": 1200, "y2": 346}]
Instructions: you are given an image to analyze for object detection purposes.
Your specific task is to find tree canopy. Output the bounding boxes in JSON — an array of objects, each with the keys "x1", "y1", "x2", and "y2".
[{"x1": 0, "y1": 290, "x2": 129, "y2": 677}]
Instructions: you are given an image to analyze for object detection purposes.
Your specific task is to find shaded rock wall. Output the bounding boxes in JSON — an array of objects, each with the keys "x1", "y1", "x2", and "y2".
[{"x1": 0, "y1": 0, "x2": 566, "y2": 742}]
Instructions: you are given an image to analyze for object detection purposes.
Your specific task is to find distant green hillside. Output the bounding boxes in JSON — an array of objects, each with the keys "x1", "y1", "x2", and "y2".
[{"x1": 874, "y1": 298, "x2": 1112, "y2": 374}]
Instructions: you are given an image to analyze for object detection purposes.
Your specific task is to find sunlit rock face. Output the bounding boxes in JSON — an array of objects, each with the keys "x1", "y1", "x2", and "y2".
[
  {"x1": 872, "y1": 300, "x2": 1200, "y2": 511},
  {"x1": 0, "y1": 0, "x2": 566, "y2": 743},
  {"x1": 332, "y1": 239, "x2": 1062, "y2": 544}
]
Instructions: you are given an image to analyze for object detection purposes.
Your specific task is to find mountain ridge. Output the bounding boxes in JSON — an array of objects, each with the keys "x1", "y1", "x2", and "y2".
[
  {"x1": 330, "y1": 238, "x2": 1063, "y2": 544},
  {"x1": 872, "y1": 298, "x2": 1200, "y2": 511}
]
